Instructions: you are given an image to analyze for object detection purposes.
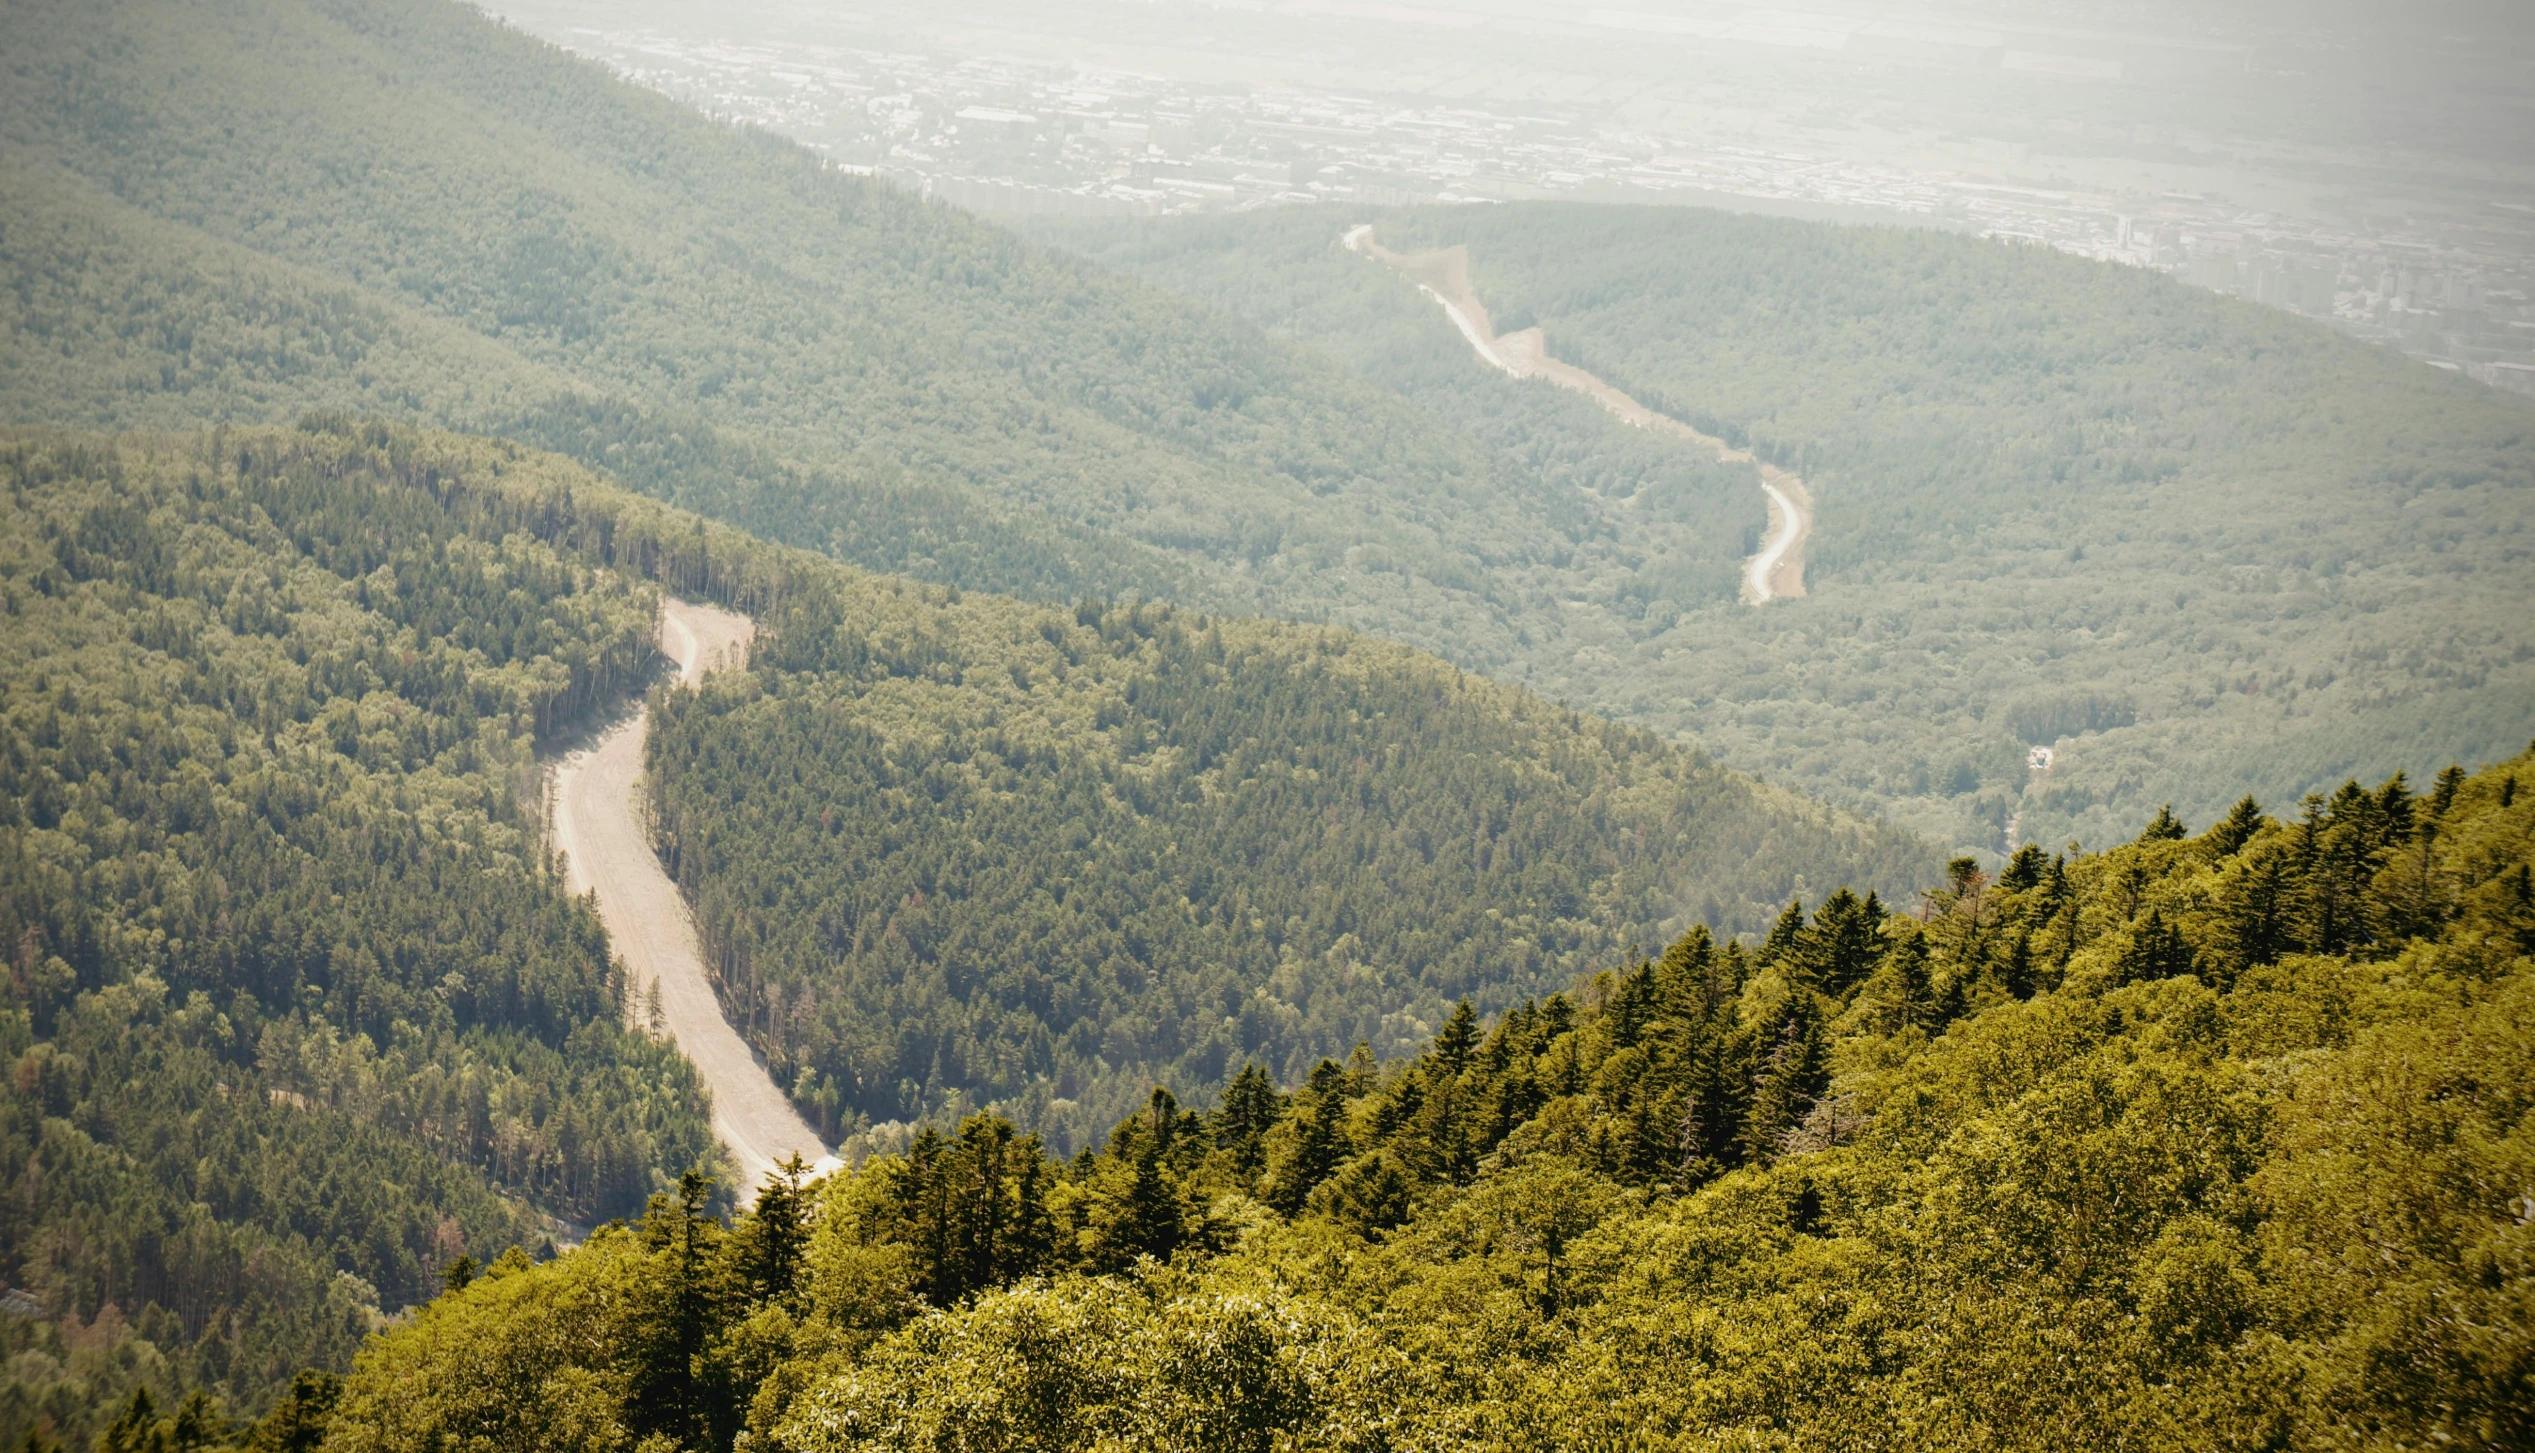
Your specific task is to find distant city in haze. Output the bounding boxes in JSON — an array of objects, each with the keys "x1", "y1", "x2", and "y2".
[{"x1": 495, "y1": 0, "x2": 2535, "y2": 394}]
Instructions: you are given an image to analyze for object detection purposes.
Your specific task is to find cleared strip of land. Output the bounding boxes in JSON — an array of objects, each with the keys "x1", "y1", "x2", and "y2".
[
  {"x1": 551, "y1": 599, "x2": 837, "y2": 1201},
  {"x1": 1344, "y1": 224, "x2": 1811, "y2": 603}
]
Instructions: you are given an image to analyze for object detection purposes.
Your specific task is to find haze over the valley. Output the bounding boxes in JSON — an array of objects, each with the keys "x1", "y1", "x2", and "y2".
[
  {"x1": 1, "y1": 2, "x2": 2529, "y2": 1447},
  {"x1": 496, "y1": 0, "x2": 2535, "y2": 389}
]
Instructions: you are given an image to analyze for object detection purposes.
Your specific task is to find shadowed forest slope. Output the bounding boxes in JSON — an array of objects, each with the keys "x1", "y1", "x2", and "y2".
[
  {"x1": 651, "y1": 590, "x2": 1927, "y2": 1153},
  {"x1": 0, "y1": 426, "x2": 722, "y2": 1450}
]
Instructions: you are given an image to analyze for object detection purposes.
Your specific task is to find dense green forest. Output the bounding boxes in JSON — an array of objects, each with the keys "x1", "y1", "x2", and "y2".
[
  {"x1": 0, "y1": 421, "x2": 1926, "y2": 1445},
  {"x1": 0, "y1": 0, "x2": 1757, "y2": 681},
  {"x1": 222, "y1": 751, "x2": 2535, "y2": 1451},
  {"x1": 1031, "y1": 205, "x2": 2535, "y2": 852},
  {"x1": 0, "y1": 426, "x2": 732, "y2": 1450},
  {"x1": 648, "y1": 592, "x2": 1926, "y2": 1152},
  {"x1": 9, "y1": 0, "x2": 2523, "y2": 863},
  {"x1": 3, "y1": 0, "x2": 2528, "y2": 1441}
]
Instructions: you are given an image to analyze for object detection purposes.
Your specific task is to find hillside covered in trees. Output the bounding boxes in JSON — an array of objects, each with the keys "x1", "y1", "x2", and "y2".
[
  {"x1": 1032, "y1": 205, "x2": 2535, "y2": 853},
  {"x1": 648, "y1": 589, "x2": 1926, "y2": 1153},
  {"x1": 264, "y1": 751, "x2": 2534, "y2": 1452},
  {"x1": 0, "y1": 426, "x2": 725, "y2": 1450},
  {"x1": 0, "y1": 0, "x2": 1765, "y2": 686},
  {"x1": 7, "y1": 0, "x2": 2522, "y2": 868},
  {"x1": 0, "y1": 421, "x2": 1929, "y2": 1445}
]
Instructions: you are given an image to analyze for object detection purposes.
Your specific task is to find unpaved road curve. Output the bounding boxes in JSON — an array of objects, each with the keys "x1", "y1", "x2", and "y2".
[
  {"x1": 551, "y1": 599, "x2": 838, "y2": 1201},
  {"x1": 1344, "y1": 223, "x2": 1812, "y2": 603}
]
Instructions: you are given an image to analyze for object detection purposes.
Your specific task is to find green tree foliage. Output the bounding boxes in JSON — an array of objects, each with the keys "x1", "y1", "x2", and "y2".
[
  {"x1": 0, "y1": 426, "x2": 731, "y2": 1448},
  {"x1": 1035, "y1": 204, "x2": 2535, "y2": 855},
  {"x1": 8, "y1": 0, "x2": 2516, "y2": 867},
  {"x1": 645, "y1": 589, "x2": 1930, "y2": 1150},
  {"x1": 0, "y1": 418, "x2": 1933, "y2": 1445},
  {"x1": 310, "y1": 749, "x2": 2535, "y2": 1451},
  {"x1": 0, "y1": 0, "x2": 1661, "y2": 666}
]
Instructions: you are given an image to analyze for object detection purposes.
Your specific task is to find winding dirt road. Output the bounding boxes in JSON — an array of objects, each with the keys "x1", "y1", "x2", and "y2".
[
  {"x1": 1344, "y1": 224, "x2": 1811, "y2": 603},
  {"x1": 550, "y1": 599, "x2": 838, "y2": 1201}
]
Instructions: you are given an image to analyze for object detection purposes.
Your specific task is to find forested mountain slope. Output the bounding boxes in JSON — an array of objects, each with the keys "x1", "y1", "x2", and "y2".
[
  {"x1": 0, "y1": 426, "x2": 721, "y2": 1450},
  {"x1": 1032, "y1": 206, "x2": 2535, "y2": 853},
  {"x1": 0, "y1": 0, "x2": 1763, "y2": 682},
  {"x1": 0, "y1": 155, "x2": 1183, "y2": 612},
  {"x1": 306, "y1": 753, "x2": 2535, "y2": 1453},
  {"x1": 650, "y1": 590, "x2": 1925, "y2": 1153},
  {"x1": 0, "y1": 420, "x2": 1926, "y2": 1444}
]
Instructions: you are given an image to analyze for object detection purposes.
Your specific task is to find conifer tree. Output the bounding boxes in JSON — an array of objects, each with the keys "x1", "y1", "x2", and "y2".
[
  {"x1": 2430, "y1": 764, "x2": 2467, "y2": 819},
  {"x1": 1794, "y1": 888, "x2": 1882, "y2": 998},
  {"x1": 2116, "y1": 908, "x2": 2199, "y2": 986},
  {"x1": 1741, "y1": 998, "x2": 1828, "y2": 1165},
  {"x1": 1759, "y1": 898, "x2": 1807, "y2": 966},
  {"x1": 1213, "y1": 1063, "x2": 1283, "y2": 1178},
  {"x1": 1432, "y1": 1001, "x2": 1480, "y2": 1076},
  {"x1": 1999, "y1": 929, "x2": 2035, "y2": 1001},
  {"x1": 1271, "y1": 1061, "x2": 1355, "y2": 1211},
  {"x1": 739, "y1": 1155, "x2": 813, "y2": 1304},
  {"x1": 2207, "y1": 796, "x2": 2266, "y2": 857},
  {"x1": 1998, "y1": 843, "x2": 2050, "y2": 893},
  {"x1": 1884, "y1": 924, "x2": 1934, "y2": 1032}
]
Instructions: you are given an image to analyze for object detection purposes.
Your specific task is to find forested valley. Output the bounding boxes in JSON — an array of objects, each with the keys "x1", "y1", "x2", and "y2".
[
  {"x1": 1032, "y1": 205, "x2": 2535, "y2": 851},
  {"x1": 0, "y1": 426, "x2": 728, "y2": 1449},
  {"x1": 0, "y1": 0, "x2": 1759, "y2": 687},
  {"x1": 208, "y1": 747, "x2": 2535, "y2": 1452},
  {"x1": 0, "y1": 422, "x2": 1924, "y2": 1448},
  {"x1": 648, "y1": 586, "x2": 1924, "y2": 1153},
  {"x1": 7, "y1": 0, "x2": 2526, "y2": 863},
  {"x1": 0, "y1": 0, "x2": 2528, "y2": 1446}
]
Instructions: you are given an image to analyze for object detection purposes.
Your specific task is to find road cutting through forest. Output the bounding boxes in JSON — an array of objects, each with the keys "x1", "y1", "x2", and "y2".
[
  {"x1": 1344, "y1": 223, "x2": 1811, "y2": 603},
  {"x1": 550, "y1": 598, "x2": 839, "y2": 1201}
]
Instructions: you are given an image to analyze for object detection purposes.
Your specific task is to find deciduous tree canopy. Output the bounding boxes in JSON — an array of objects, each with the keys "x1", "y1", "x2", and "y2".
[{"x1": 311, "y1": 752, "x2": 2535, "y2": 1452}]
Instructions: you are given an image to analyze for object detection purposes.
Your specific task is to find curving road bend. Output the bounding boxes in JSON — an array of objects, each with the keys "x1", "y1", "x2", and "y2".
[
  {"x1": 551, "y1": 598, "x2": 839, "y2": 1202},
  {"x1": 1344, "y1": 223, "x2": 1811, "y2": 603}
]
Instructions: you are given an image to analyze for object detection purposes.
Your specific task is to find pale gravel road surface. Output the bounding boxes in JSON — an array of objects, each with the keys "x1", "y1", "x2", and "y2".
[
  {"x1": 1344, "y1": 223, "x2": 1811, "y2": 603},
  {"x1": 551, "y1": 598, "x2": 837, "y2": 1201}
]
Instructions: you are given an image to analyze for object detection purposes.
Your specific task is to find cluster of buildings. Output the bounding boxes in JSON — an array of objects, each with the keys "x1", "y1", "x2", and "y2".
[{"x1": 556, "y1": 22, "x2": 2535, "y2": 396}]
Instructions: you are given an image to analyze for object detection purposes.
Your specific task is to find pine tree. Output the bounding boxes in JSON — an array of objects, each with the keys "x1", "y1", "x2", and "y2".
[
  {"x1": 1794, "y1": 888, "x2": 1883, "y2": 998},
  {"x1": 1213, "y1": 1063, "x2": 1283, "y2": 1177},
  {"x1": 1742, "y1": 998, "x2": 1828, "y2": 1165},
  {"x1": 2116, "y1": 909, "x2": 2199, "y2": 986},
  {"x1": 1945, "y1": 857, "x2": 1984, "y2": 896},
  {"x1": 1999, "y1": 929, "x2": 2035, "y2": 1001},
  {"x1": 1105, "y1": 1114, "x2": 1190, "y2": 1268},
  {"x1": 1271, "y1": 1061, "x2": 1354, "y2": 1211},
  {"x1": 2140, "y1": 804, "x2": 2189, "y2": 842},
  {"x1": 1759, "y1": 898, "x2": 1806, "y2": 966},
  {"x1": 1432, "y1": 1001, "x2": 1480, "y2": 1076},
  {"x1": 1604, "y1": 962, "x2": 1660, "y2": 1047},
  {"x1": 1655, "y1": 924, "x2": 1716, "y2": 1011},
  {"x1": 240, "y1": 1372, "x2": 340, "y2": 1453},
  {"x1": 2430, "y1": 764, "x2": 2467, "y2": 819},
  {"x1": 631, "y1": 1169, "x2": 723, "y2": 1445},
  {"x1": 1998, "y1": 843, "x2": 2050, "y2": 893},
  {"x1": 739, "y1": 1154, "x2": 812, "y2": 1304},
  {"x1": 2220, "y1": 846, "x2": 2289, "y2": 972},
  {"x1": 96, "y1": 1387, "x2": 164, "y2": 1453},
  {"x1": 170, "y1": 1390, "x2": 228, "y2": 1452},
  {"x1": 2207, "y1": 796, "x2": 2266, "y2": 857}
]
